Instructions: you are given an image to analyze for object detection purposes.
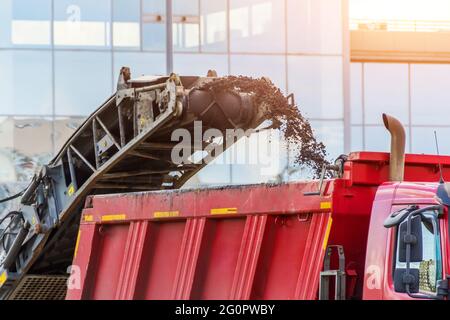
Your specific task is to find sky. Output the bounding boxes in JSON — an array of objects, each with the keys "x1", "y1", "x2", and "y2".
[{"x1": 350, "y1": 0, "x2": 450, "y2": 20}]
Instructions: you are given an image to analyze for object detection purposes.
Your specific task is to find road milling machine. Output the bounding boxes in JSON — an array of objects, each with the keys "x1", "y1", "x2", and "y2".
[{"x1": 0, "y1": 67, "x2": 271, "y2": 299}]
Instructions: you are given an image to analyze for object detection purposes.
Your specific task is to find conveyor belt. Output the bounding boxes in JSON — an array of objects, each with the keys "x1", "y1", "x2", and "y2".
[{"x1": 0, "y1": 68, "x2": 269, "y2": 299}]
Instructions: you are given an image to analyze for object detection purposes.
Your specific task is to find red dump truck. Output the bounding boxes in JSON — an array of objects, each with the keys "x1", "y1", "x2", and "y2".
[{"x1": 66, "y1": 115, "x2": 449, "y2": 300}]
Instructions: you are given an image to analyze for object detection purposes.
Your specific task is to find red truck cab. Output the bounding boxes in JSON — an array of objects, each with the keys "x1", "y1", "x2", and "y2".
[{"x1": 364, "y1": 181, "x2": 449, "y2": 299}]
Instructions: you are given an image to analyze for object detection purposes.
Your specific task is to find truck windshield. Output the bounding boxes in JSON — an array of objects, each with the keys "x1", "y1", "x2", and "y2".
[{"x1": 395, "y1": 211, "x2": 443, "y2": 294}]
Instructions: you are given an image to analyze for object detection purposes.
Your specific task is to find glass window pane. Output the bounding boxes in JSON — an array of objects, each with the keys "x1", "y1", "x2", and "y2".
[
  {"x1": 0, "y1": 118, "x2": 15, "y2": 182},
  {"x1": 0, "y1": 0, "x2": 51, "y2": 48},
  {"x1": 230, "y1": 0, "x2": 285, "y2": 53},
  {"x1": 364, "y1": 63, "x2": 409, "y2": 125},
  {"x1": 200, "y1": 0, "x2": 227, "y2": 52},
  {"x1": 0, "y1": 181, "x2": 25, "y2": 216},
  {"x1": 188, "y1": 151, "x2": 232, "y2": 186},
  {"x1": 0, "y1": 116, "x2": 53, "y2": 183},
  {"x1": 184, "y1": 130, "x2": 287, "y2": 186},
  {"x1": 113, "y1": 0, "x2": 140, "y2": 49},
  {"x1": 364, "y1": 126, "x2": 389, "y2": 152},
  {"x1": 309, "y1": 120, "x2": 344, "y2": 161},
  {"x1": 288, "y1": 56, "x2": 343, "y2": 119},
  {"x1": 229, "y1": 130, "x2": 287, "y2": 184},
  {"x1": 287, "y1": 0, "x2": 342, "y2": 54},
  {"x1": 0, "y1": 50, "x2": 52, "y2": 115},
  {"x1": 142, "y1": 23, "x2": 166, "y2": 51},
  {"x1": 143, "y1": 0, "x2": 165, "y2": 13},
  {"x1": 395, "y1": 212, "x2": 442, "y2": 294},
  {"x1": 12, "y1": 117, "x2": 53, "y2": 163},
  {"x1": 366, "y1": 125, "x2": 411, "y2": 152},
  {"x1": 173, "y1": 0, "x2": 200, "y2": 52},
  {"x1": 0, "y1": 1, "x2": 12, "y2": 47},
  {"x1": 351, "y1": 63, "x2": 363, "y2": 125},
  {"x1": 351, "y1": 125, "x2": 363, "y2": 151},
  {"x1": 189, "y1": 163, "x2": 231, "y2": 186},
  {"x1": 55, "y1": 51, "x2": 113, "y2": 116},
  {"x1": 142, "y1": 0, "x2": 201, "y2": 52},
  {"x1": 174, "y1": 54, "x2": 228, "y2": 76},
  {"x1": 417, "y1": 217, "x2": 439, "y2": 294},
  {"x1": 230, "y1": 54, "x2": 286, "y2": 92},
  {"x1": 412, "y1": 127, "x2": 450, "y2": 155},
  {"x1": 53, "y1": 117, "x2": 85, "y2": 152},
  {"x1": 142, "y1": 0, "x2": 166, "y2": 51},
  {"x1": 411, "y1": 64, "x2": 450, "y2": 126},
  {"x1": 173, "y1": 22, "x2": 200, "y2": 52},
  {"x1": 113, "y1": 52, "x2": 166, "y2": 81},
  {"x1": 173, "y1": 0, "x2": 197, "y2": 16},
  {"x1": 54, "y1": 0, "x2": 111, "y2": 48},
  {"x1": 113, "y1": 0, "x2": 140, "y2": 21},
  {"x1": 231, "y1": 163, "x2": 279, "y2": 184}
]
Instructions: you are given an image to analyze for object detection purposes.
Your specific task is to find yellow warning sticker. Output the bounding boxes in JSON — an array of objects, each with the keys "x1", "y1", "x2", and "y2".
[
  {"x1": 67, "y1": 183, "x2": 75, "y2": 196},
  {"x1": 101, "y1": 214, "x2": 126, "y2": 222},
  {"x1": 0, "y1": 271, "x2": 7, "y2": 286},
  {"x1": 154, "y1": 211, "x2": 179, "y2": 218},
  {"x1": 322, "y1": 217, "x2": 333, "y2": 251},
  {"x1": 74, "y1": 230, "x2": 81, "y2": 259},
  {"x1": 320, "y1": 201, "x2": 332, "y2": 210},
  {"x1": 210, "y1": 207, "x2": 238, "y2": 215}
]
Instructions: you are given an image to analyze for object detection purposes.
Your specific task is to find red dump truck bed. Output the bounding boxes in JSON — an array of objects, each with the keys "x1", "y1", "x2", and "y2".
[
  {"x1": 66, "y1": 152, "x2": 450, "y2": 300},
  {"x1": 67, "y1": 182, "x2": 333, "y2": 300}
]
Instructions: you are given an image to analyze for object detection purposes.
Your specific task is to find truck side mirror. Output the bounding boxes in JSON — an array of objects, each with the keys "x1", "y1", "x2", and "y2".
[
  {"x1": 398, "y1": 215, "x2": 423, "y2": 263},
  {"x1": 390, "y1": 205, "x2": 445, "y2": 299},
  {"x1": 394, "y1": 268, "x2": 419, "y2": 293}
]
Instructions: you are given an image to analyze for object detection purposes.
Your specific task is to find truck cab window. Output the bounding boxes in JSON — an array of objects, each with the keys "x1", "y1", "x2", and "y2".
[{"x1": 395, "y1": 211, "x2": 443, "y2": 294}]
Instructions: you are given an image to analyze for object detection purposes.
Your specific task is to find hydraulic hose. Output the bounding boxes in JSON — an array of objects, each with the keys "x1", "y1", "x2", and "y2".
[{"x1": 0, "y1": 190, "x2": 24, "y2": 204}]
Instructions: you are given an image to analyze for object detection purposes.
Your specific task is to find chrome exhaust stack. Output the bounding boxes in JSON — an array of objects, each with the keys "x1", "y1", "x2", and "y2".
[{"x1": 382, "y1": 113, "x2": 406, "y2": 182}]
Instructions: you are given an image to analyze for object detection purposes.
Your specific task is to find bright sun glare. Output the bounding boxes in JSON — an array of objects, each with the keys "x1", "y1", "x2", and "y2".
[{"x1": 350, "y1": 0, "x2": 450, "y2": 21}]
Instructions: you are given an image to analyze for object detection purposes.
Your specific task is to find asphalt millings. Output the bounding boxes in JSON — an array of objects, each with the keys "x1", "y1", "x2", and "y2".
[{"x1": 198, "y1": 76, "x2": 329, "y2": 178}]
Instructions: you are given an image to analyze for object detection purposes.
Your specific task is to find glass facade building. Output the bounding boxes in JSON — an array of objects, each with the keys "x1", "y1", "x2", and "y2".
[
  {"x1": 0, "y1": 0, "x2": 348, "y2": 192},
  {"x1": 6, "y1": 0, "x2": 450, "y2": 208},
  {"x1": 351, "y1": 62, "x2": 450, "y2": 155}
]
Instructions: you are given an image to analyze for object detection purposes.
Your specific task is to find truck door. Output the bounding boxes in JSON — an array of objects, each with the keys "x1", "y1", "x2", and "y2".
[{"x1": 384, "y1": 206, "x2": 446, "y2": 299}]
